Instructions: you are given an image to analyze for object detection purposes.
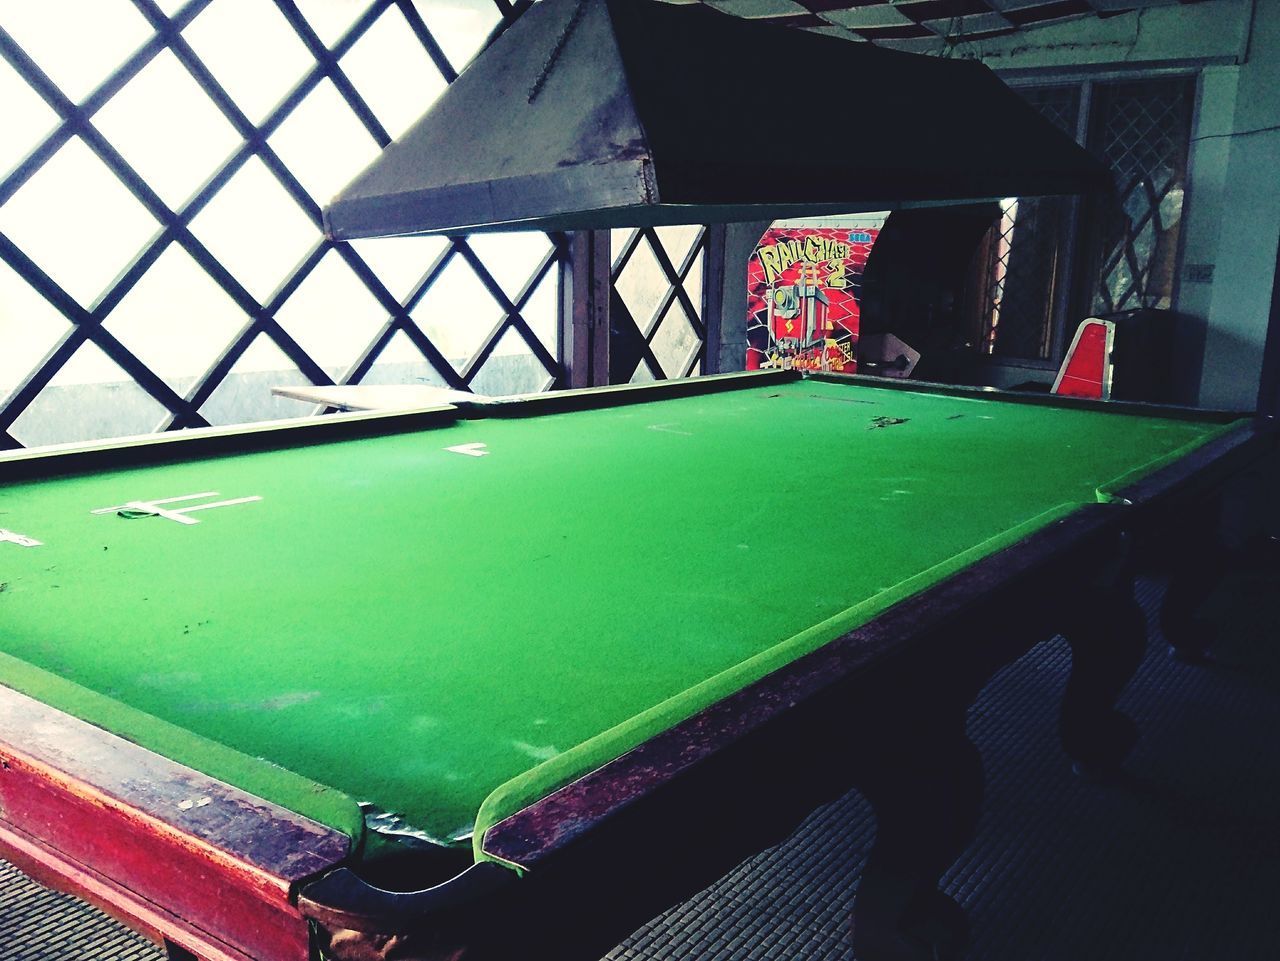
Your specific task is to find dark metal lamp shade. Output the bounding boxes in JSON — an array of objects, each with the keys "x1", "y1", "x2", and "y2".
[{"x1": 323, "y1": 0, "x2": 1112, "y2": 239}]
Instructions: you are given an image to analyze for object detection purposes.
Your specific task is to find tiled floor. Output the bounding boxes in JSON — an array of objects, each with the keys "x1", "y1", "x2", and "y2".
[
  {"x1": 4, "y1": 575, "x2": 1279, "y2": 960},
  {"x1": 0, "y1": 858, "x2": 159, "y2": 961}
]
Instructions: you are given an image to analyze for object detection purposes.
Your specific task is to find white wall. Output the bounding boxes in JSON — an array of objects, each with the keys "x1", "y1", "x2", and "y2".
[{"x1": 1191, "y1": 0, "x2": 1280, "y2": 409}]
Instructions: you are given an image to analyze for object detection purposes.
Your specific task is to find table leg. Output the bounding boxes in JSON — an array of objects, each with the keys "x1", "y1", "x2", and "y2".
[
  {"x1": 850, "y1": 708, "x2": 983, "y2": 961},
  {"x1": 1060, "y1": 580, "x2": 1146, "y2": 778},
  {"x1": 314, "y1": 928, "x2": 468, "y2": 961},
  {"x1": 1160, "y1": 524, "x2": 1230, "y2": 663}
]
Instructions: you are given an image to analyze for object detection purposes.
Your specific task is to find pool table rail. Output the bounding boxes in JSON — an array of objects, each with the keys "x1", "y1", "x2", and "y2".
[
  {"x1": 0, "y1": 369, "x2": 799, "y2": 485},
  {"x1": 0, "y1": 685, "x2": 350, "y2": 961},
  {"x1": 1105, "y1": 416, "x2": 1275, "y2": 505},
  {"x1": 0, "y1": 403, "x2": 463, "y2": 483},
  {"x1": 1112, "y1": 416, "x2": 1280, "y2": 660},
  {"x1": 811, "y1": 370, "x2": 1251, "y2": 424},
  {"x1": 297, "y1": 504, "x2": 1143, "y2": 961}
]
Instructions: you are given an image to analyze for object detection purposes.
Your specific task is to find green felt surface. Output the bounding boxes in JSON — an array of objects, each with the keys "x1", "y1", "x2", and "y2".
[{"x1": 0, "y1": 378, "x2": 1227, "y2": 857}]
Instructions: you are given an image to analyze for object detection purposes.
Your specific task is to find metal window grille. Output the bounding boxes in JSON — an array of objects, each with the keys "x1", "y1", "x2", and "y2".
[
  {"x1": 1021, "y1": 84, "x2": 1083, "y2": 140},
  {"x1": 981, "y1": 195, "x2": 1071, "y2": 360},
  {"x1": 969, "y1": 76, "x2": 1199, "y2": 607},
  {"x1": 1087, "y1": 77, "x2": 1194, "y2": 314},
  {"x1": 979, "y1": 84, "x2": 1080, "y2": 362},
  {"x1": 609, "y1": 225, "x2": 709, "y2": 383},
  {"x1": 981, "y1": 76, "x2": 1193, "y2": 363},
  {"x1": 0, "y1": 0, "x2": 563, "y2": 450}
]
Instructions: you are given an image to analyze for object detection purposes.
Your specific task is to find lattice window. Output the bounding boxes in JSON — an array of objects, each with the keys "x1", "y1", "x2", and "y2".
[
  {"x1": 609, "y1": 225, "x2": 708, "y2": 383},
  {"x1": 1020, "y1": 84, "x2": 1082, "y2": 139},
  {"x1": 982, "y1": 195, "x2": 1070, "y2": 360},
  {"x1": 981, "y1": 77, "x2": 1193, "y2": 364},
  {"x1": 0, "y1": 0, "x2": 563, "y2": 450},
  {"x1": 980, "y1": 84, "x2": 1079, "y2": 362},
  {"x1": 1088, "y1": 77, "x2": 1194, "y2": 314}
]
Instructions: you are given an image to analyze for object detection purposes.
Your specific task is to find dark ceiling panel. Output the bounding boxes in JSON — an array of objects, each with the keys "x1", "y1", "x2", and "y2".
[{"x1": 671, "y1": 0, "x2": 1202, "y2": 47}]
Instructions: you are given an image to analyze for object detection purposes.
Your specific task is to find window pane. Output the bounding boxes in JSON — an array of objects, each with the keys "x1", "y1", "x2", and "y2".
[
  {"x1": 520, "y1": 270, "x2": 560, "y2": 357},
  {"x1": 609, "y1": 227, "x2": 706, "y2": 384},
  {"x1": 0, "y1": 261, "x2": 73, "y2": 397},
  {"x1": 1019, "y1": 85, "x2": 1081, "y2": 139},
  {"x1": 0, "y1": 56, "x2": 60, "y2": 176},
  {"x1": 985, "y1": 196, "x2": 1068, "y2": 361},
  {"x1": 198, "y1": 334, "x2": 315, "y2": 426},
  {"x1": 466, "y1": 232, "x2": 554, "y2": 303},
  {"x1": 340, "y1": 6, "x2": 447, "y2": 139},
  {"x1": 295, "y1": 0, "x2": 370, "y2": 48},
  {"x1": 0, "y1": 1, "x2": 560, "y2": 448},
  {"x1": 410, "y1": 257, "x2": 503, "y2": 372},
  {"x1": 350, "y1": 235, "x2": 451, "y2": 302},
  {"x1": 655, "y1": 224, "x2": 703, "y2": 267},
  {"x1": 9, "y1": 341, "x2": 172, "y2": 447},
  {"x1": 1088, "y1": 77, "x2": 1194, "y2": 314},
  {"x1": 650, "y1": 301, "x2": 700, "y2": 379},
  {"x1": 102, "y1": 245, "x2": 249, "y2": 396},
  {"x1": 94, "y1": 50, "x2": 243, "y2": 209},
  {"x1": 187, "y1": 156, "x2": 321, "y2": 303},
  {"x1": 269, "y1": 78, "x2": 382, "y2": 206},
  {"x1": 0, "y1": 137, "x2": 160, "y2": 306},
  {"x1": 183, "y1": 0, "x2": 314, "y2": 125},
  {"x1": 275, "y1": 251, "x2": 388, "y2": 380},
  {"x1": 468, "y1": 327, "x2": 553, "y2": 396},
  {"x1": 0, "y1": 0, "x2": 150, "y2": 104},
  {"x1": 411, "y1": 0, "x2": 501, "y2": 73},
  {"x1": 362, "y1": 329, "x2": 452, "y2": 387},
  {"x1": 614, "y1": 236, "x2": 668, "y2": 336}
]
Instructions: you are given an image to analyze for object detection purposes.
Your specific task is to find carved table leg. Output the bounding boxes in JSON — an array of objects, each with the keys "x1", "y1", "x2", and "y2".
[
  {"x1": 1060, "y1": 579, "x2": 1147, "y2": 779},
  {"x1": 1161, "y1": 531, "x2": 1230, "y2": 663},
  {"x1": 851, "y1": 708, "x2": 983, "y2": 961}
]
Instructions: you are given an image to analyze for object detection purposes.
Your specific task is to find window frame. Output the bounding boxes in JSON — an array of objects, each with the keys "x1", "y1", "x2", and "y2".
[
  {"x1": 0, "y1": 1, "x2": 577, "y2": 449},
  {"x1": 979, "y1": 65, "x2": 1202, "y2": 377}
]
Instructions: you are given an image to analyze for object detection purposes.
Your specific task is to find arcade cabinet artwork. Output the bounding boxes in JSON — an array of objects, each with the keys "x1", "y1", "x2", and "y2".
[{"x1": 746, "y1": 219, "x2": 884, "y2": 373}]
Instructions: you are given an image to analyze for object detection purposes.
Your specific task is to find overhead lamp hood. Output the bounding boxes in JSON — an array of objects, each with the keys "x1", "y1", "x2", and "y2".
[{"x1": 323, "y1": 0, "x2": 1112, "y2": 239}]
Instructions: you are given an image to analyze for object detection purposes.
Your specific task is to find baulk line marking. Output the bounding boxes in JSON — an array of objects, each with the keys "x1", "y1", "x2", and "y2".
[
  {"x1": 91, "y1": 491, "x2": 263, "y2": 526},
  {"x1": 0, "y1": 529, "x2": 42, "y2": 547},
  {"x1": 445, "y1": 443, "x2": 489, "y2": 457}
]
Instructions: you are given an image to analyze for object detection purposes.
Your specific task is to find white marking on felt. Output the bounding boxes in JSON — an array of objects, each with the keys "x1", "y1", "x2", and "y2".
[
  {"x1": 445, "y1": 442, "x2": 489, "y2": 457},
  {"x1": 92, "y1": 492, "x2": 262, "y2": 525},
  {"x1": 127, "y1": 501, "x2": 201, "y2": 525},
  {"x1": 177, "y1": 496, "x2": 263, "y2": 514},
  {"x1": 92, "y1": 492, "x2": 220, "y2": 513},
  {"x1": 648, "y1": 423, "x2": 693, "y2": 436},
  {"x1": 0, "y1": 530, "x2": 42, "y2": 547}
]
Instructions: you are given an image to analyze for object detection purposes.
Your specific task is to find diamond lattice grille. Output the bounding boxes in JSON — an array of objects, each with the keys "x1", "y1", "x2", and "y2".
[
  {"x1": 1089, "y1": 77, "x2": 1194, "y2": 314},
  {"x1": 609, "y1": 226, "x2": 708, "y2": 384},
  {"x1": 1020, "y1": 84, "x2": 1081, "y2": 139},
  {"x1": 983, "y1": 79, "x2": 1192, "y2": 361},
  {"x1": 981, "y1": 85, "x2": 1079, "y2": 360},
  {"x1": 984, "y1": 196, "x2": 1068, "y2": 360},
  {"x1": 0, "y1": 0, "x2": 563, "y2": 450}
]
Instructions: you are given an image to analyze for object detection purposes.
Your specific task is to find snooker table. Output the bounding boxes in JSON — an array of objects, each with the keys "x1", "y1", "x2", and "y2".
[{"x1": 0, "y1": 369, "x2": 1273, "y2": 961}]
